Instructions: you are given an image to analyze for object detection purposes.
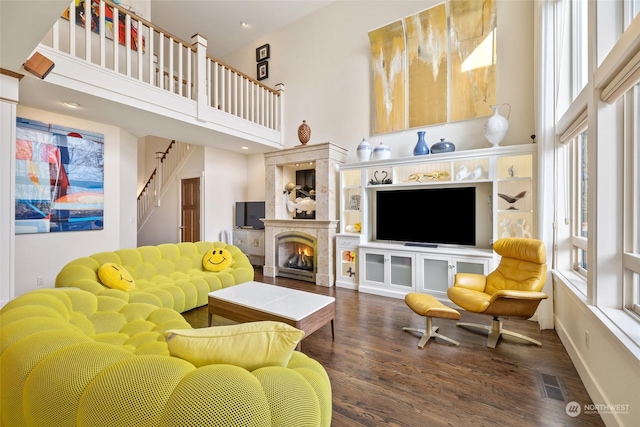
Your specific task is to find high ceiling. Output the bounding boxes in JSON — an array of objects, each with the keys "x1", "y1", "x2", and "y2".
[
  {"x1": 1, "y1": 0, "x2": 335, "y2": 152},
  {"x1": 149, "y1": 0, "x2": 336, "y2": 58}
]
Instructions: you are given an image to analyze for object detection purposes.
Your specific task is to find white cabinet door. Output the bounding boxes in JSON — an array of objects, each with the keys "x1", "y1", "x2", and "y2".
[
  {"x1": 359, "y1": 249, "x2": 415, "y2": 298},
  {"x1": 418, "y1": 254, "x2": 490, "y2": 299}
]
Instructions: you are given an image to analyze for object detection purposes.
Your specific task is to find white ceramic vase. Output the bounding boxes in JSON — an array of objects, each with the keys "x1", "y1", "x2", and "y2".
[
  {"x1": 484, "y1": 104, "x2": 510, "y2": 147},
  {"x1": 371, "y1": 142, "x2": 391, "y2": 161},
  {"x1": 356, "y1": 138, "x2": 372, "y2": 162}
]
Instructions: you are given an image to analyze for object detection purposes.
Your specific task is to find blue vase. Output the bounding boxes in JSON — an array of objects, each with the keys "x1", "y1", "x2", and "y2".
[{"x1": 413, "y1": 131, "x2": 429, "y2": 156}]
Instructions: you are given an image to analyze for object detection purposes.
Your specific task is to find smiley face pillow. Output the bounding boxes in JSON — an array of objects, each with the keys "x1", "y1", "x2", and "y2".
[
  {"x1": 97, "y1": 262, "x2": 136, "y2": 291},
  {"x1": 202, "y1": 248, "x2": 234, "y2": 272}
]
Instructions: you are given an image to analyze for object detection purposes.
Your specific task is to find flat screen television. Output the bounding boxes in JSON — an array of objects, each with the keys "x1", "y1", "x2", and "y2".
[
  {"x1": 375, "y1": 186, "x2": 479, "y2": 247},
  {"x1": 235, "y1": 201, "x2": 265, "y2": 229}
]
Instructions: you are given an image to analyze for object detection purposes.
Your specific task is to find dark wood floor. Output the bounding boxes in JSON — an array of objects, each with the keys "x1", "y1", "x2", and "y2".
[{"x1": 182, "y1": 269, "x2": 604, "y2": 427}]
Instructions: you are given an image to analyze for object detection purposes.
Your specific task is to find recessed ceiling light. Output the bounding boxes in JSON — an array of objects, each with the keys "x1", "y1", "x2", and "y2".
[
  {"x1": 63, "y1": 101, "x2": 80, "y2": 108},
  {"x1": 241, "y1": 146, "x2": 249, "y2": 150},
  {"x1": 240, "y1": 21, "x2": 249, "y2": 28}
]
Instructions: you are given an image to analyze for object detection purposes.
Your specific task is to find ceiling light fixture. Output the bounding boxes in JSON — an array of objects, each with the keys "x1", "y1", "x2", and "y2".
[
  {"x1": 240, "y1": 21, "x2": 249, "y2": 28},
  {"x1": 62, "y1": 101, "x2": 80, "y2": 108},
  {"x1": 241, "y1": 146, "x2": 249, "y2": 150}
]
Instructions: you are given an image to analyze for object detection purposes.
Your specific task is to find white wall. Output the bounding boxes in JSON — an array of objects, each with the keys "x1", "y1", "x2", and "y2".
[
  {"x1": 14, "y1": 106, "x2": 137, "y2": 295},
  {"x1": 202, "y1": 146, "x2": 250, "y2": 241},
  {"x1": 137, "y1": 144, "x2": 204, "y2": 246},
  {"x1": 137, "y1": 144, "x2": 250, "y2": 245},
  {"x1": 0, "y1": 74, "x2": 18, "y2": 307},
  {"x1": 554, "y1": 278, "x2": 640, "y2": 426},
  {"x1": 224, "y1": 0, "x2": 535, "y2": 165}
]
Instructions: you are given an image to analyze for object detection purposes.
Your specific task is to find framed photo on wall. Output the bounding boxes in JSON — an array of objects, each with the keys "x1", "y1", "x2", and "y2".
[
  {"x1": 257, "y1": 61, "x2": 269, "y2": 81},
  {"x1": 256, "y1": 43, "x2": 270, "y2": 62}
]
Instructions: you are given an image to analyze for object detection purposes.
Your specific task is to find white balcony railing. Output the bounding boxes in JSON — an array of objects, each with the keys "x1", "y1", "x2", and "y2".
[{"x1": 41, "y1": 0, "x2": 282, "y2": 133}]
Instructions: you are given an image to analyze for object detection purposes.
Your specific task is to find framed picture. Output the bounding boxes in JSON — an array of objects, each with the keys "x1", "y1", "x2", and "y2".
[
  {"x1": 348, "y1": 194, "x2": 361, "y2": 211},
  {"x1": 15, "y1": 117, "x2": 105, "y2": 234},
  {"x1": 257, "y1": 61, "x2": 269, "y2": 81},
  {"x1": 256, "y1": 43, "x2": 270, "y2": 61}
]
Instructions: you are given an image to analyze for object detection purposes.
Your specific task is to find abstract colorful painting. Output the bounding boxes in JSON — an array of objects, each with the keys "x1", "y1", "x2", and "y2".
[
  {"x1": 62, "y1": 0, "x2": 145, "y2": 52},
  {"x1": 449, "y1": 0, "x2": 497, "y2": 121},
  {"x1": 369, "y1": 20, "x2": 406, "y2": 134},
  {"x1": 15, "y1": 118, "x2": 104, "y2": 234},
  {"x1": 406, "y1": 3, "x2": 448, "y2": 128}
]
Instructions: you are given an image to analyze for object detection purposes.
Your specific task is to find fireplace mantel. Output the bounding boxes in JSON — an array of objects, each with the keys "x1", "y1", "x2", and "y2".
[
  {"x1": 262, "y1": 219, "x2": 339, "y2": 229},
  {"x1": 262, "y1": 142, "x2": 347, "y2": 287}
]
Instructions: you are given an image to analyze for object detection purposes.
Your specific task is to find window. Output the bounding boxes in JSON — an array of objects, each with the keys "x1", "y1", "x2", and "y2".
[
  {"x1": 554, "y1": 1, "x2": 640, "y2": 325},
  {"x1": 572, "y1": 0, "x2": 588, "y2": 96},
  {"x1": 571, "y1": 130, "x2": 588, "y2": 275},
  {"x1": 625, "y1": 83, "x2": 640, "y2": 316}
]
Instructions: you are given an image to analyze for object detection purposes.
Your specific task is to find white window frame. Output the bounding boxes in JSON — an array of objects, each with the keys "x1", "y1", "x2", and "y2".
[
  {"x1": 623, "y1": 84, "x2": 640, "y2": 317},
  {"x1": 570, "y1": 129, "x2": 588, "y2": 277},
  {"x1": 554, "y1": 1, "x2": 640, "y2": 340}
]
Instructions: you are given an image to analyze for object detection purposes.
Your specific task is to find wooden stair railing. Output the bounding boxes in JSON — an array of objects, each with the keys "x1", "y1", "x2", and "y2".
[{"x1": 137, "y1": 140, "x2": 192, "y2": 227}]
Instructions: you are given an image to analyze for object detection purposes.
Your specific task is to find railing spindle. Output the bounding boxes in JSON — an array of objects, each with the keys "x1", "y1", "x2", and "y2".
[
  {"x1": 69, "y1": 1, "x2": 76, "y2": 56},
  {"x1": 158, "y1": 33, "x2": 164, "y2": 89},
  {"x1": 168, "y1": 37, "x2": 174, "y2": 93},
  {"x1": 112, "y1": 6, "x2": 119, "y2": 72}
]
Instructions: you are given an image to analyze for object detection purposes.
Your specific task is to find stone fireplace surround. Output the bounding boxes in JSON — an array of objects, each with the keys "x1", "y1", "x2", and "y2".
[{"x1": 263, "y1": 142, "x2": 347, "y2": 287}]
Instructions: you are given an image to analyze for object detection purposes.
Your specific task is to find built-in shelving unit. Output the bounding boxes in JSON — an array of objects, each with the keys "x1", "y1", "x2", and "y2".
[{"x1": 335, "y1": 144, "x2": 537, "y2": 300}]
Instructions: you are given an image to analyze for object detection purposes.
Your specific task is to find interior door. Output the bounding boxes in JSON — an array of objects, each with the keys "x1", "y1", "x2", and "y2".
[{"x1": 181, "y1": 177, "x2": 200, "y2": 242}]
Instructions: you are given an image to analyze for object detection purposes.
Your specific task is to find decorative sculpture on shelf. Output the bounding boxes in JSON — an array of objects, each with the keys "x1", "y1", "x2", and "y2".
[
  {"x1": 404, "y1": 171, "x2": 450, "y2": 182},
  {"x1": 498, "y1": 190, "x2": 528, "y2": 210},
  {"x1": 500, "y1": 218, "x2": 512, "y2": 238},
  {"x1": 287, "y1": 195, "x2": 316, "y2": 214},
  {"x1": 456, "y1": 165, "x2": 470, "y2": 181},
  {"x1": 369, "y1": 170, "x2": 392, "y2": 185},
  {"x1": 470, "y1": 165, "x2": 484, "y2": 180},
  {"x1": 514, "y1": 218, "x2": 532, "y2": 238}
]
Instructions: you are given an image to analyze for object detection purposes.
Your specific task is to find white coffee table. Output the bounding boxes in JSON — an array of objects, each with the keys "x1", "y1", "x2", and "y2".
[{"x1": 208, "y1": 281, "x2": 335, "y2": 349}]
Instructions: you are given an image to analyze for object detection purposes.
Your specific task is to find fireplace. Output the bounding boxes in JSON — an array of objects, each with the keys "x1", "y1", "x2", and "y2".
[
  {"x1": 263, "y1": 142, "x2": 347, "y2": 287},
  {"x1": 277, "y1": 232, "x2": 317, "y2": 282}
]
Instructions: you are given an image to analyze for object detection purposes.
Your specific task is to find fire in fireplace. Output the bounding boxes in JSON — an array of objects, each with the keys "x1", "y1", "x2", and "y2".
[
  {"x1": 286, "y1": 247, "x2": 314, "y2": 271},
  {"x1": 277, "y1": 232, "x2": 317, "y2": 282}
]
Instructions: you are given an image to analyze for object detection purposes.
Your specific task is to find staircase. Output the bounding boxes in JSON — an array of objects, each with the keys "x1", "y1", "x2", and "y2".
[{"x1": 137, "y1": 140, "x2": 193, "y2": 230}]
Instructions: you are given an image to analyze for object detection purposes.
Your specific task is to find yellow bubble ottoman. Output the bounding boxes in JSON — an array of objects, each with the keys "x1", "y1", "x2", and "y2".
[{"x1": 0, "y1": 288, "x2": 332, "y2": 427}]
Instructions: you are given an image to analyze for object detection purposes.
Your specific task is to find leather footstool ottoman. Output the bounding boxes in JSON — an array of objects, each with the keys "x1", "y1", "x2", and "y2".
[{"x1": 402, "y1": 293, "x2": 461, "y2": 348}]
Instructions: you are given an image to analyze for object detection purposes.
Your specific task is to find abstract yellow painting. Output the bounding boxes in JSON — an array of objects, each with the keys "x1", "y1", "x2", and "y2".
[
  {"x1": 369, "y1": 20, "x2": 406, "y2": 134},
  {"x1": 406, "y1": 3, "x2": 448, "y2": 128},
  {"x1": 449, "y1": 0, "x2": 497, "y2": 121}
]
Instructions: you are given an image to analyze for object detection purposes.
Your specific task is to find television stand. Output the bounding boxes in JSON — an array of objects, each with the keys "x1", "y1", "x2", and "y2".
[
  {"x1": 356, "y1": 242, "x2": 493, "y2": 300},
  {"x1": 404, "y1": 242, "x2": 438, "y2": 248}
]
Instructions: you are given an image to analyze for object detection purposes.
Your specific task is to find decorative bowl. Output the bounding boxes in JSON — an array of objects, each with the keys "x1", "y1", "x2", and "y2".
[{"x1": 430, "y1": 138, "x2": 455, "y2": 154}]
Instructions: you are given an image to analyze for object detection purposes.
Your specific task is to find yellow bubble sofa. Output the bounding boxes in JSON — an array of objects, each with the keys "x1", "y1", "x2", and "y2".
[
  {"x1": 0, "y1": 288, "x2": 332, "y2": 426},
  {"x1": 54, "y1": 241, "x2": 254, "y2": 313}
]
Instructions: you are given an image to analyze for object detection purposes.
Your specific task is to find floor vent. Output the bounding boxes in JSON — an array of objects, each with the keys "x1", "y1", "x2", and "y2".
[{"x1": 537, "y1": 372, "x2": 566, "y2": 401}]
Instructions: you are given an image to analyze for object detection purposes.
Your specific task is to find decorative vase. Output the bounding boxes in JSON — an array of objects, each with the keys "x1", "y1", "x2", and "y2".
[
  {"x1": 357, "y1": 138, "x2": 372, "y2": 162},
  {"x1": 297, "y1": 120, "x2": 311, "y2": 145},
  {"x1": 413, "y1": 131, "x2": 429, "y2": 156},
  {"x1": 430, "y1": 138, "x2": 456, "y2": 154},
  {"x1": 484, "y1": 104, "x2": 510, "y2": 147},
  {"x1": 371, "y1": 142, "x2": 391, "y2": 161}
]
